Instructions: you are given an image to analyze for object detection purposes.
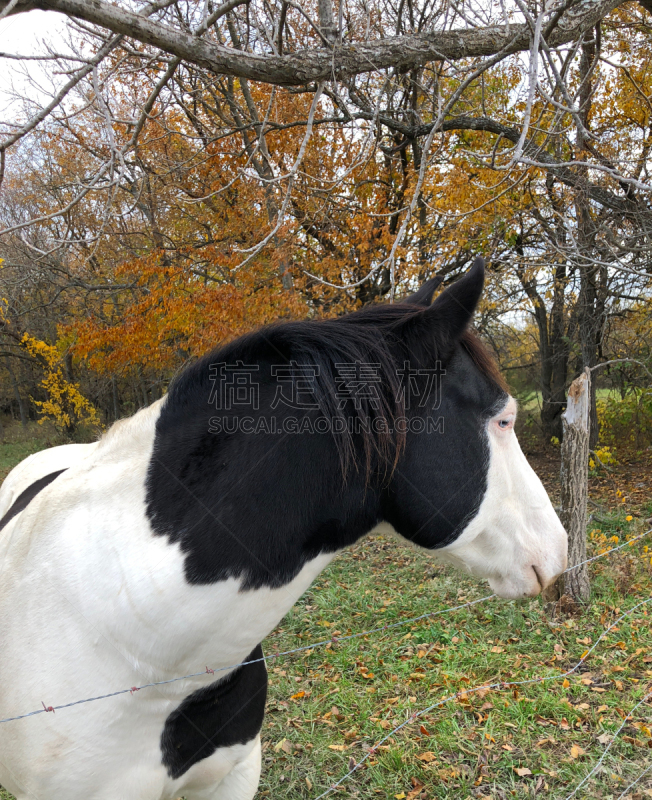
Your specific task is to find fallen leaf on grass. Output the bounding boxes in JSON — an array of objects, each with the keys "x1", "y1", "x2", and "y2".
[
  {"x1": 597, "y1": 733, "x2": 612, "y2": 745},
  {"x1": 419, "y1": 724, "x2": 431, "y2": 736},
  {"x1": 491, "y1": 646, "x2": 504, "y2": 653},
  {"x1": 328, "y1": 744, "x2": 346, "y2": 751},
  {"x1": 417, "y1": 751, "x2": 437, "y2": 762},
  {"x1": 290, "y1": 691, "x2": 305, "y2": 700},
  {"x1": 514, "y1": 767, "x2": 532, "y2": 777},
  {"x1": 623, "y1": 735, "x2": 647, "y2": 747},
  {"x1": 570, "y1": 744, "x2": 585, "y2": 759},
  {"x1": 273, "y1": 738, "x2": 293, "y2": 754}
]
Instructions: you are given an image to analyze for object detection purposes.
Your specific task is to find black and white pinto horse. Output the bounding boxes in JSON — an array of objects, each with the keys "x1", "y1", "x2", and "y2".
[{"x1": 0, "y1": 259, "x2": 567, "y2": 800}]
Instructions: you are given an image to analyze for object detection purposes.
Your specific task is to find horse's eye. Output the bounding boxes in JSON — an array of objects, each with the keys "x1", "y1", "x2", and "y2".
[{"x1": 498, "y1": 419, "x2": 511, "y2": 429}]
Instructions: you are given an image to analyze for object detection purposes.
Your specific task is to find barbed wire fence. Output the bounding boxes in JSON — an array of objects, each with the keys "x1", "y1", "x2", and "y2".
[{"x1": 1, "y1": 527, "x2": 651, "y2": 799}]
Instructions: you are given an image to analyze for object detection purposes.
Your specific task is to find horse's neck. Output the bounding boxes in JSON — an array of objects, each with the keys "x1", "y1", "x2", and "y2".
[
  {"x1": 145, "y1": 394, "x2": 382, "y2": 593},
  {"x1": 75, "y1": 399, "x2": 351, "y2": 678}
]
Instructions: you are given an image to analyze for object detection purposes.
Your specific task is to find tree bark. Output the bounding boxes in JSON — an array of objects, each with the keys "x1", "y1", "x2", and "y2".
[
  {"x1": 112, "y1": 375, "x2": 119, "y2": 421},
  {"x1": 0, "y1": 0, "x2": 625, "y2": 86},
  {"x1": 4, "y1": 358, "x2": 27, "y2": 427},
  {"x1": 560, "y1": 368, "x2": 591, "y2": 602}
]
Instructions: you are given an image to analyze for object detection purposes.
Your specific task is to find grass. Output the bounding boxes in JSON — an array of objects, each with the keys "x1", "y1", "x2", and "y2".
[
  {"x1": 1, "y1": 424, "x2": 651, "y2": 800},
  {"x1": 0, "y1": 418, "x2": 62, "y2": 483},
  {"x1": 257, "y1": 528, "x2": 652, "y2": 800}
]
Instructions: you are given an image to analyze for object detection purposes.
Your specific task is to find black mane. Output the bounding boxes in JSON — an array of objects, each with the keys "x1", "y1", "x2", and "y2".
[
  {"x1": 146, "y1": 263, "x2": 510, "y2": 589},
  {"x1": 166, "y1": 301, "x2": 506, "y2": 479}
]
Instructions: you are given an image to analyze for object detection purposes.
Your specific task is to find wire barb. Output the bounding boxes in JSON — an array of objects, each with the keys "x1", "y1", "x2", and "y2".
[
  {"x1": 1, "y1": 529, "x2": 649, "y2": 725},
  {"x1": 0, "y1": 523, "x2": 650, "y2": 800}
]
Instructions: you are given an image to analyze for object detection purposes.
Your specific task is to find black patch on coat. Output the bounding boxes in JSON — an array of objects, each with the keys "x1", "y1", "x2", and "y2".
[
  {"x1": 0, "y1": 469, "x2": 67, "y2": 533},
  {"x1": 161, "y1": 644, "x2": 267, "y2": 779},
  {"x1": 145, "y1": 259, "x2": 508, "y2": 589}
]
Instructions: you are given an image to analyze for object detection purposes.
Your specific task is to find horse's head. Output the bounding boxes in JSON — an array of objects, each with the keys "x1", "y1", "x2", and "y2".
[{"x1": 380, "y1": 258, "x2": 567, "y2": 599}]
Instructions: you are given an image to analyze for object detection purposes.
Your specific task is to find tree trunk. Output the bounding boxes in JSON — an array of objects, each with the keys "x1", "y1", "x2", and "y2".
[
  {"x1": 5, "y1": 359, "x2": 27, "y2": 427},
  {"x1": 112, "y1": 376, "x2": 119, "y2": 421},
  {"x1": 560, "y1": 368, "x2": 591, "y2": 602},
  {"x1": 544, "y1": 368, "x2": 591, "y2": 607}
]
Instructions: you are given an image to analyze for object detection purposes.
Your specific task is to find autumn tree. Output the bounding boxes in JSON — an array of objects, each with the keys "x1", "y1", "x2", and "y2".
[{"x1": 1, "y1": 0, "x2": 652, "y2": 439}]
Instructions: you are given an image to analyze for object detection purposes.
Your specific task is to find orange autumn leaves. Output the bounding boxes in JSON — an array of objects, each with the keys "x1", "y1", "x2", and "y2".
[{"x1": 71, "y1": 252, "x2": 305, "y2": 374}]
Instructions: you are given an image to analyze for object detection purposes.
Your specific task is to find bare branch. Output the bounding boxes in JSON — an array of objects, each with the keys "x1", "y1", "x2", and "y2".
[{"x1": 0, "y1": 0, "x2": 626, "y2": 85}]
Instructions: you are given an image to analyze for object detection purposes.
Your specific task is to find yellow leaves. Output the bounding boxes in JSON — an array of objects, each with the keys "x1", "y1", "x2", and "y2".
[
  {"x1": 21, "y1": 333, "x2": 100, "y2": 433},
  {"x1": 289, "y1": 691, "x2": 305, "y2": 700},
  {"x1": 416, "y1": 751, "x2": 437, "y2": 762},
  {"x1": 569, "y1": 744, "x2": 585, "y2": 759}
]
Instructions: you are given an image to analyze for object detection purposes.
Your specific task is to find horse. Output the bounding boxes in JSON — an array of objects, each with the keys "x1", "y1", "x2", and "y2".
[
  {"x1": 0, "y1": 442, "x2": 97, "y2": 520},
  {"x1": 0, "y1": 258, "x2": 567, "y2": 800}
]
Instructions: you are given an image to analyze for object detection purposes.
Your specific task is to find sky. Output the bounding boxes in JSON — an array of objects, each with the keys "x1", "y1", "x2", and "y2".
[
  {"x1": 0, "y1": 7, "x2": 66, "y2": 52},
  {"x1": 0, "y1": 9, "x2": 68, "y2": 117}
]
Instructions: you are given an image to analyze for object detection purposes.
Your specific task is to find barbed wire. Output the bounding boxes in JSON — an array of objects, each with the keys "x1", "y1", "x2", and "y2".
[
  {"x1": 313, "y1": 595, "x2": 652, "y2": 800},
  {"x1": 616, "y1": 760, "x2": 652, "y2": 800},
  {"x1": 565, "y1": 687, "x2": 652, "y2": 800},
  {"x1": 0, "y1": 526, "x2": 650, "y2": 726}
]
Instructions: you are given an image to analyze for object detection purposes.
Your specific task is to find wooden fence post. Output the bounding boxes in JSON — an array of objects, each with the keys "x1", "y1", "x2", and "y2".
[
  {"x1": 544, "y1": 367, "x2": 591, "y2": 607},
  {"x1": 561, "y1": 367, "x2": 592, "y2": 602}
]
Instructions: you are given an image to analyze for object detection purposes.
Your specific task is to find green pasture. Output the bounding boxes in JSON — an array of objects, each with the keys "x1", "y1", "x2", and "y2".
[{"x1": 1, "y1": 430, "x2": 651, "y2": 800}]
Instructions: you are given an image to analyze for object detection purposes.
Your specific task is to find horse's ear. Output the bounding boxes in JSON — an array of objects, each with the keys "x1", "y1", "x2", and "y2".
[
  {"x1": 427, "y1": 256, "x2": 484, "y2": 335},
  {"x1": 403, "y1": 257, "x2": 484, "y2": 354},
  {"x1": 400, "y1": 275, "x2": 443, "y2": 306}
]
